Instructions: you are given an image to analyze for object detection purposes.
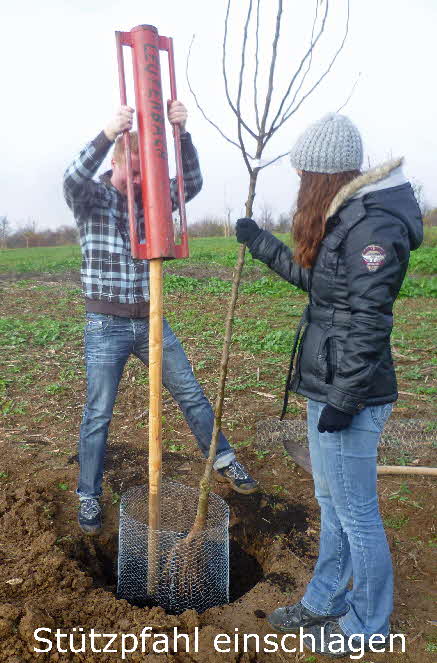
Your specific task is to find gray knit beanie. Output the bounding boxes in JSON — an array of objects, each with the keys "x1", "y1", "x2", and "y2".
[{"x1": 289, "y1": 113, "x2": 363, "y2": 174}]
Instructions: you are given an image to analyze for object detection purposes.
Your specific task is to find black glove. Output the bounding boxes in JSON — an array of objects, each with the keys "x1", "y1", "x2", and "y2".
[
  {"x1": 318, "y1": 404, "x2": 353, "y2": 433},
  {"x1": 235, "y1": 217, "x2": 262, "y2": 247}
]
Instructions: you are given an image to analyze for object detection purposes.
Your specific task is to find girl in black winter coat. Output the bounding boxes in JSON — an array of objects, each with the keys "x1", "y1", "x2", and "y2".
[{"x1": 236, "y1": 113, "x2": 423, "y2": 658}]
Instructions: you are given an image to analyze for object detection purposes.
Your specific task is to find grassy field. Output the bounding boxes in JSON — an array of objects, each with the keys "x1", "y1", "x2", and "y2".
[
  {"x1": 1, "y1": 234, "x2": 437, "y2": 273},
  {"x1": 1, "y1": 235, "x2": 436, "y2": 296},
  {"x1": 1, "y1": 237, "x2": 436, "y2": 418}
]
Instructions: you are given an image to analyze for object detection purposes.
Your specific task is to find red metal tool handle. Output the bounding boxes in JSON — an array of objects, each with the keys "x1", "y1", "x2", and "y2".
[
  {"x1": 160, "y1": 36, "x2": 188, "y2": 259},
  {"x1": 115, "y1": 31, "x2": 139, "y2": 258},
  {"x1": 115, "y1": 26, "x2": 189, "y2": 260}
]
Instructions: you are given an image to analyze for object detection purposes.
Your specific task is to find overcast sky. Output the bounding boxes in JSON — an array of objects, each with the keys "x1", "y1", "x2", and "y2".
[{"x1": 1, "y1": 0, "x2": 435, "y2": 231}]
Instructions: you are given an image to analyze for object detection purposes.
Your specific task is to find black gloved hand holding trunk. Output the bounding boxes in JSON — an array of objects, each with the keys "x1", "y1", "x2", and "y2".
[
  {"x1": 236, "y1": 217, "x2": 262, "y2": 247},
  {"x1": 318, "y1": 404, "x2": 353, "y2": 433}
]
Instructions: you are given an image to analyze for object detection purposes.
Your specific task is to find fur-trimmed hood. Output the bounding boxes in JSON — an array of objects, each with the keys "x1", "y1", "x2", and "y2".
[
  {"x1": 326, "y1": 157, "x2": 423, "y2": 250},
  {"x1": 327, "y1": 157, "x2": 405, "y2": 218}
]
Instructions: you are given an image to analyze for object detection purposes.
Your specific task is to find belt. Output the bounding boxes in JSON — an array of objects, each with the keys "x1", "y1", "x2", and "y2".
[
  {"x1": 308, "y1": 306, "x2": 351, "y2": 326},
  {"x1": 85, "y1": 298, "x2": 150, "y2": 318}
]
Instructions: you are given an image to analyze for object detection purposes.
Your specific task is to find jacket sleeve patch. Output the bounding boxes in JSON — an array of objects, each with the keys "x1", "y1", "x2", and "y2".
[{"x1": 361, "y1": 244, "x2": 387, "y2": 272}]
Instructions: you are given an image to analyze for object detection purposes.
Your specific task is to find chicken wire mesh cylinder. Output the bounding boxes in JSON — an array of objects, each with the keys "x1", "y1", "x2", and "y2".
[{"x1": 117, "y1": 480, "x2": 230, "y2": 614}]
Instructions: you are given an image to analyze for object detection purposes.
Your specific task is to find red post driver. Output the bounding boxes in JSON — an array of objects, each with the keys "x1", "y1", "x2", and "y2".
[{"x1": 115, "y1": 25, "x2": 189, "y2": 260}]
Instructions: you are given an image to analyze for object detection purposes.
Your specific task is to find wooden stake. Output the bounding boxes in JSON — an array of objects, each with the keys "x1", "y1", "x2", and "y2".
[{"x1": 148, "y1": 258, "x2": 163, "y2": 596}]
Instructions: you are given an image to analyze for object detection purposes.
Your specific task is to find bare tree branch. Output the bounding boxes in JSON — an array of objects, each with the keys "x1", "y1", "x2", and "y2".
[
  {"x1": 186, "y1": 0, "x2": 352, "y2": 188},
  {"x1": 267, "y1": 0, "x2": 320, "y2": 140},
  {"x1": 253, "y1": 0, "x2": 261, "y2": 132},
  {"x1": 222, "y1": 0, "x2": 258, "y2": 140},
  {"x1": 289, "y1": 0, "x2": 320, "y2": 109},
  {"x1": 236, "y1": 0, "x2": 255, "y2": 175},
  {"x1": 265, "y1": 0, "x2": 329, "y2": 143},
  {"x1": 186, "y1": 35, "x2": 255, "y2": 158},
  {"x1": 258, "y1": 0, "x2": 283, "y2": 144},
  {"x1": 258, "y1": 150, "x2": 290, "y2": 170},
  {"x1": 278, "y1": 0, "x2": 350, "y2": 128},
  {"x1": 336, "y1": 71, "x2": 361, "y2": 113}
]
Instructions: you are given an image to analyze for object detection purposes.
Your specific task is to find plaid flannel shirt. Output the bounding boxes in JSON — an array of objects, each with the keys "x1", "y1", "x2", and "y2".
[{"x1": 63, "y1": 130, "x2": 202, "y2": 304}]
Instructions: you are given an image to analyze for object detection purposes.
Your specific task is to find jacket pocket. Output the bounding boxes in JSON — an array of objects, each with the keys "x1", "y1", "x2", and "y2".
[
  {"x1": 331, "y1": 337, "x2": 344, "y2": 376},
  {"x1": 323, "y1": 249, "x2": 339, "y2": 276},
  {"x1": 315, "y1": 327, "x2": 335, "y2": 382},
  {"x1": 326, "y1": 338, "x2": 334, "y2": 383},
  {"x1": 318, "y1": 235, "x2": 342, "y2": 277}
]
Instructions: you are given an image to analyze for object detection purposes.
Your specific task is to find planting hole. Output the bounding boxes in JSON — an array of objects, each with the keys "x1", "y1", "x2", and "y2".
[{"x1": 64, "y1": 491, "x2": 309, "y2": 612}]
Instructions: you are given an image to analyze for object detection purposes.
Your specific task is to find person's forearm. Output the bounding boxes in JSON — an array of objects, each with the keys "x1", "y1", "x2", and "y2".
[
  {"x1": 249, "y1": 231, "x2": 311, "y2": 291},
  {"x1": 180, "y1": 132, "x2": 199, "y2": 172},
  {"x1": 63, "y1": 131, "x2": 113, "y2": 207},
  {"x1": 169, "y1": 133, "x2": 203, "y2": 207},
  {"x1": 104, "y1": 127, "x2": 118, "y2": 142}
]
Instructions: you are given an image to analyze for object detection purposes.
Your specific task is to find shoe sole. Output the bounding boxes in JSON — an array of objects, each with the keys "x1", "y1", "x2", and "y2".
[{"x1": 216, "y1": 474, "x2": 260, "y2": 495}]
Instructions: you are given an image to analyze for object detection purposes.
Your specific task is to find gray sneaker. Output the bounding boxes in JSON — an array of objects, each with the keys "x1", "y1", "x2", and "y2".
[
  {"x1": 216, "y1": 460, "x2": 259, "y2": 495},
  {"x1": 268, "y1": 601, "x2": 345, "y2": 633},
  {"x1": 78, "y1": 498, "x2": 102, "y2": 535}
]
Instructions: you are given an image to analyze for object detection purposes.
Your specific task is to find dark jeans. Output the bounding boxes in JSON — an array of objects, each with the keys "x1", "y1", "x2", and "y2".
[{"x1": 77, "y1": 313, "x2": 235, "y2": 498}]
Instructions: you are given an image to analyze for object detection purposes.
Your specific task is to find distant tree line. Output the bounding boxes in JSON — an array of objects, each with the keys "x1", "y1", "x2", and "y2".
[
  {"x1": 1, "y1": 200, "x2": 436, "y2": 249},
  {"x1": 0, "y1": 217, "x2": 78, "y2": 249},
  {"x1": 424, "y1": 208, "x2": 437, "y2": 227},
  {"x1": 187, "y1": 206, "x2": 293, "y2": 238},
  {"x1": 1, "y1": 211, "x2": 294, "y2": 248}
]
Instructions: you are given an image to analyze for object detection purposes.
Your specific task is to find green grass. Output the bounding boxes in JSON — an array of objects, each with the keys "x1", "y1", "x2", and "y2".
[
  {"x1": 233, "y1": 322, "x2": 295, "y2": 354},
  {"x1": 0, "y1": 317, "x2": 83, "y2": 348},
  {"x1": 0, "y1": 238, "x2": 254, "y2": 273},
  {"x1": 408, "y1": 246, "x2": 437, "y2": 274},
  {"x1": 0, "y1": 238, "x2": 435, "y2": 424},
  {"x1": 423, "y1": 225, "x2": 437, "y2": 247},
  {"x1": 0, "y1": 245, "x2": 81, "y2": 273},
  {"x1": 388, "y1": 483, "x2": 423, "y2": 509},
  {"x1": 425, "y1": 633, "x2": 437, "y2": 653},
  {"x1": 399, "y1": 276, "x2": 437, "y2": 297},
  {"x1": 1, "y1": 235, "x2": 435, "y2": 283},
  {"x1": 383, "y1": 515, "x2": 410, "y2": 530},
  {"x1": 165, "y1": 271, "x2": 436, "y2": 298}
]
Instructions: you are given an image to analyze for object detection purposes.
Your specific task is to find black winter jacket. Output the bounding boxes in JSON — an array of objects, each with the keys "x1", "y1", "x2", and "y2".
[{"x1": 248, "y1": 158, "x2": 423, "y2": 415}]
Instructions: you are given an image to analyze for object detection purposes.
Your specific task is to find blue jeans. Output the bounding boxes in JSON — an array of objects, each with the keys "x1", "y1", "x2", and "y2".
[
  {"x1": 301, "y1": 399, "x2": 393, "y2": 638},
  {"x1": 77, "y1": 313, "x2": 235, "y2": 498}
]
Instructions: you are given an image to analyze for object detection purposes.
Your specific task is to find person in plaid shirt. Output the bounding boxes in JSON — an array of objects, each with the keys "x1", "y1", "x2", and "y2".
[{"x1": 64, "y1": 103, "x2": 259, "y2": 534}]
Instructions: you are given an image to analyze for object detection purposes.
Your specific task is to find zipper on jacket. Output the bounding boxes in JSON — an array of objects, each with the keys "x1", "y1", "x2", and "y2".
[{"x1": 325, "y1": 337, "x2": 333, "y2": 383}]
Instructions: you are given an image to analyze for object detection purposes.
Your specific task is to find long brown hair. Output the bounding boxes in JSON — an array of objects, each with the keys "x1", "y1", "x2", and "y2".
[{"x1": 292, "y1": 170, "x2": 360, "y2": 268}]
